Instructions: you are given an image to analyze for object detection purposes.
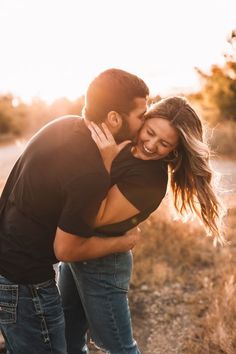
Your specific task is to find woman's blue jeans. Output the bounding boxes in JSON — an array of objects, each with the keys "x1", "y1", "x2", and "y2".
[
  {"x1": 58, "y1": 251, "x2": 140, "y2": 354},
  {"x1": 0, "y1": 275, "x2": 67, "y2": 354}
]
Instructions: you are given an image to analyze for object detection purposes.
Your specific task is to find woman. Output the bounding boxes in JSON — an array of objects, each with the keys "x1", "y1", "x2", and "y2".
[
  {"x1": 59, "y1": 96, "x2": 225, "y2": 354},
  {"x1": 91, "y1": 96, "x2": 225, "y2": 243}
]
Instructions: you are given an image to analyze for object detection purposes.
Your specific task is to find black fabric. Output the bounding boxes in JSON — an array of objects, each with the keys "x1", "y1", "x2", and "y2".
[
  {"x1": 0, "y1": 116, "x2": 110, "y2": 284},
  {"x1": 0, "y1": 119, "x2": 168, "y2": 284},
  {"x1": 95, "y1": 144, "x2": 168, "y2": 236}
]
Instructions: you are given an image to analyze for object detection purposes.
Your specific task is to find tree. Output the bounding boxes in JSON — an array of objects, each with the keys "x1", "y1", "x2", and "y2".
[{"x1": 190, "y1": 30, "x2": 236, "y2": 123}]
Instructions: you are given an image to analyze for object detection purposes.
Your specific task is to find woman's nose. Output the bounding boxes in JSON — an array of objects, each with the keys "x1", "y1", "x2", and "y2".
[{"x1": 146, "y1": 138, "x2": 158, "y2": 152}]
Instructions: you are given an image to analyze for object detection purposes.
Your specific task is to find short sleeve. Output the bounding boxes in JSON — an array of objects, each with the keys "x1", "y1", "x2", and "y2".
[
  {"x1": 116, "y1": 162, "x2": 168, "y2": 212},
  {"x1": 58, "y1": 172, "x2": 110, "y2": 237}
]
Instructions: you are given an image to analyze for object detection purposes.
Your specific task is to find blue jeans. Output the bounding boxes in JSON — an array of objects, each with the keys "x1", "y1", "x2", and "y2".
[
  {"x1": 58, "y1": 251, "x2": 140, "y2": 354},
  {"x1": 0, "y1": 275, "x2": 67, "y2": 354}
]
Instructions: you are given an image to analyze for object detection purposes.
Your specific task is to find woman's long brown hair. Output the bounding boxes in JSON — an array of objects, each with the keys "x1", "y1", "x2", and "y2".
[{"x1": 145, "y1": 96, "x2": 226, "y2": 245}]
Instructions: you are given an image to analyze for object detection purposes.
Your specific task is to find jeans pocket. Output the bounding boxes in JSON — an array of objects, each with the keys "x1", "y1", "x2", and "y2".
[
  {"x1": 114, "y1": 252, "x2": 133, "y2": 291},
  {"x1": 0, "y1": 284, "x2": 18, "y2": 324}
]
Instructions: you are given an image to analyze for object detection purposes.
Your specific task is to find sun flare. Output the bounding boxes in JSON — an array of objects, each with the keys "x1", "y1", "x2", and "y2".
[{"x1": 0, "y1": 0, "x2": 235, "y2": 103}]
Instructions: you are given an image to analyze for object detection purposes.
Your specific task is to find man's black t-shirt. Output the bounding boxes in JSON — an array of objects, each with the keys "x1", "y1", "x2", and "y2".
[
  {"x1": 0, "y1": 116, "x2": 110, "y2": 284},
  {"x1": 0, "y1": 117, "x2": 168, "y2": 284}
]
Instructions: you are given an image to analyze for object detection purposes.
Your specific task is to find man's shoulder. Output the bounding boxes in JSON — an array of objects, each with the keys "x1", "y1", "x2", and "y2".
[
  {"x1": 41, "y1": 115, "x2": 85, "y2": 135},
  {"x1": 27, "y1": 115, "x2": 89, "y2": 148},
  {"x1": 46, "y1": 114, "x2": 83, "y2": 126}
]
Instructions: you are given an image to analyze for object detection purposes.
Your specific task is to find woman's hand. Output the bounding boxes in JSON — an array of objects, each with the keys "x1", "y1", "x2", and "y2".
[{"x1": 87, "y1": 121, "x2": 131, "y2": 172}]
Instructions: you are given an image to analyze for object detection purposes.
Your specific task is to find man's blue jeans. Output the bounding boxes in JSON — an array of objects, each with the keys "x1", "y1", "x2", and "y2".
[
  {"x1": 58, "y1": 251, "x2": 140, "y2": 354},
  {"x1": 0, "y1": 275, "x2": 67, "y2": 354}
]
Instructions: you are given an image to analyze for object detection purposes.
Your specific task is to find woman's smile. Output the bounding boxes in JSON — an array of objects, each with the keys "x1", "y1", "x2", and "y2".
[{"x1": 133, "y1": 117, "x2": 179, "y2": 161}]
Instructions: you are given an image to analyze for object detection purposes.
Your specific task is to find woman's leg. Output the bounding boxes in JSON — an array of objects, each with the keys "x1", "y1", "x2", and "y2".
[
  {"x1": 70, "y1": 251, "x2": 140, "y2": 354},
  {"x1": 58, "y1": 262, "x2": 88, "y2": 354}
]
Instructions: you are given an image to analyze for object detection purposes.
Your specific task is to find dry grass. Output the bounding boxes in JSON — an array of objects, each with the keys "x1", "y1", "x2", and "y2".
[
  {"x1": 199, "y1": 206, "x2": 236, "y2": 354},
  {"x1": 131, "y1": 196, "x2": 236, "y2": 353},
  {"x1": 209, "y1": 120, "x2": 236, "y2": 158},
  {"x1": 132, "y1": 200, "x2": 215, "y2": 287}
]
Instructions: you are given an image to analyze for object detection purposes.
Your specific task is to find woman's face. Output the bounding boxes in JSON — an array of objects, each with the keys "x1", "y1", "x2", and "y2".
[{"x1": 133, "y1": 117, "x2": 179, "y2": 160}]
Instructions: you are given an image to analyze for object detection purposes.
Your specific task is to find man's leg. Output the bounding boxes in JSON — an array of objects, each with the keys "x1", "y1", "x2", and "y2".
[
  {"x1": 58, "y1": 262, "x2": 88, "y2": 354},
  {"x1": 70, "y1": 251, "x2": 141, "y2": 354},
  {"x1": 0, "y1": 275, "x2": 67, "y2": 354}
]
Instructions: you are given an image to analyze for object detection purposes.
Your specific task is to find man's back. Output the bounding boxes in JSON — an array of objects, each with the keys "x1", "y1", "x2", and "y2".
[{"x1": 0, "y1": 116, "x2": 110, "y2": 284}]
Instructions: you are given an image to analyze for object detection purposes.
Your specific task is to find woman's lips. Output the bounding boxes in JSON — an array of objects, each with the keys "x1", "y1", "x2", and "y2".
[{"x1": 142, "y1": 144, "x2": 154, "y2": 154}]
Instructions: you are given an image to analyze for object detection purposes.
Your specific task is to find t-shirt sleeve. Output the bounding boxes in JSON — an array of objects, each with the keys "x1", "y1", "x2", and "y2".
[
  {"x1": 58, "y1": 172, "x2": 110, "y2": 237},
  {"x1": 116, "y1": 163, "x2": 168, "y2": 212}
]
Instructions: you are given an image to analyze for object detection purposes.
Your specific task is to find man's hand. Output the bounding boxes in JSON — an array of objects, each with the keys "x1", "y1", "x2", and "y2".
[{"x1": 121, "y1": 227, "x2": 142, "y2": 251}]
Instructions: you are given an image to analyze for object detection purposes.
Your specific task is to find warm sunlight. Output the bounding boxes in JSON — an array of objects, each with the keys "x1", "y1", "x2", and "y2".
[
  {"x1": 0, "y1": 0, "x2": 236, "y2": 102},
  {"x1": 1, "y1": 2, "x2": 236, "y2": 354}
]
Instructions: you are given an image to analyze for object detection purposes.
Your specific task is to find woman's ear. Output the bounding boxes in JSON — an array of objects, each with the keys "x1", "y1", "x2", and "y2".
[{"x1": 105, "y1": 111, "x2": 122, "y2": 131}]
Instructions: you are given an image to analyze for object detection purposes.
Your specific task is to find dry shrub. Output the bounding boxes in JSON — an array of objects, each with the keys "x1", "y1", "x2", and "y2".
[
  {"x1": 131, "y1": 196, "x2": 236, "y2": 353},
  {"x1": 209, "y1": 120, "x2": 236, "y2": 158},
  {"x1": 131, "y1": 198, "x2": 216, "y2": 287},
  {"x1": 197, "y1": 207, "x2": 236, "y2": 354},
  {"x1": 198, "y1": 272, "x2": 236, "y2": 354}
]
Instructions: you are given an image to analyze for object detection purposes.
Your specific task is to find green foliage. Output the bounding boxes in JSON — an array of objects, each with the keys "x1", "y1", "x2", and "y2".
[{"x1": 190, "y1": 35, "x2": 236, "y2": 123}]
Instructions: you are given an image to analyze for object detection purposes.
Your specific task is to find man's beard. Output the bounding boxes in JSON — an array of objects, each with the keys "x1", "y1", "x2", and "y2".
[{"x1": 114, "y1": 117, "x2": 138, "y2": 143}]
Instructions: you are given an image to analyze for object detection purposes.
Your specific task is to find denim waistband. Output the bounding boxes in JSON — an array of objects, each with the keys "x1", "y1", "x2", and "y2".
[
  {"x1": 33, "y1": 278, "x2": 55, "y2": 288},
  {"x1": 0, "y1": 275, "x2": 55, "y2": 288}
]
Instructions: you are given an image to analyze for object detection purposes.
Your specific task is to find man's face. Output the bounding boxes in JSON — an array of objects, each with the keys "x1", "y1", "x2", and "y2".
[{"x1": 115, "y1": 97, "x2": 147, "y2": 143}]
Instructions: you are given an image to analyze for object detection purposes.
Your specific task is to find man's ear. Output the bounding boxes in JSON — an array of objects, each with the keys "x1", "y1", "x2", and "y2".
[{"x1": 105, "y1": 111, "x2": 122, "y2": 130}]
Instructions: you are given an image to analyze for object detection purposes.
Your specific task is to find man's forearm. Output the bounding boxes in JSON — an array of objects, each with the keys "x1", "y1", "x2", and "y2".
[{"x1": 54, "y1": 228, "x2": 139, "y2": 262}]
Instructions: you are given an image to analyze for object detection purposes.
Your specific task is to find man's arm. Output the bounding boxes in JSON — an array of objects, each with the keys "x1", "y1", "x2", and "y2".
[{"x1": 54, "y1": 227, "x2": 140, "y2": 262}]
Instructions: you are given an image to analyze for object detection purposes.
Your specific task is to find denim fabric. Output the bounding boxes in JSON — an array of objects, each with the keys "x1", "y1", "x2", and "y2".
[
  {"x1": 0, "y1": 275, "x2": 67, "y2": 354},
  {"x1": 58, "y1": 251, "x2": 140, "y2": 354},
  {"x1": 58, "y1": 262, "x2": 88, "y2": 354}
]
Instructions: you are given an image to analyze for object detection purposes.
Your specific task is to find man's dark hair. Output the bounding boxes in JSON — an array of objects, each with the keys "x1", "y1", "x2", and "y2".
[{"x1": 83, "y1": 68, "x2": 149, "y2": 123}]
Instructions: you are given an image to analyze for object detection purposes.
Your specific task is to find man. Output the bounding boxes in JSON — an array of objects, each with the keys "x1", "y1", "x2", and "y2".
[
  {"x1": 58, "y1": 69, "x2": 168, "y2": 354},
  {"x1": 0, "y1": 68, "x2": 149, "y2": 353}
]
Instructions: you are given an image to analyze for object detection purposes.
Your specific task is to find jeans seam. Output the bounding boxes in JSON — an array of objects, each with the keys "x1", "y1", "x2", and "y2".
[
  {"x1": 29, "y1": 285, "x2": 53, "y2": 353},
  {"x1": 69, "y1": 258, "x2": 136, "y2": 353},
  {"x1": 114, "y1": 253, "x2": 131, "y2": 292},
  {"x1": 107, "y1": 294, "x2": 127, "y2": 354},
  {"x1": 70, "y1": 266, "x2": 109, "y2": 352}
]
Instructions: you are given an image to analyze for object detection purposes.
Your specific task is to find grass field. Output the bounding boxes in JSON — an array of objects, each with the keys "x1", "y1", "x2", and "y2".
[{"x1": 130, "y1": 193, "x2": 236, "y2": 353}]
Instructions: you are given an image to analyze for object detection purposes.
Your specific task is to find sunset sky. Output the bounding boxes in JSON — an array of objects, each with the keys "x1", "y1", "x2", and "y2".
[{"x1": 0, "y1": 0, "x2": 235, "y2": 102}]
